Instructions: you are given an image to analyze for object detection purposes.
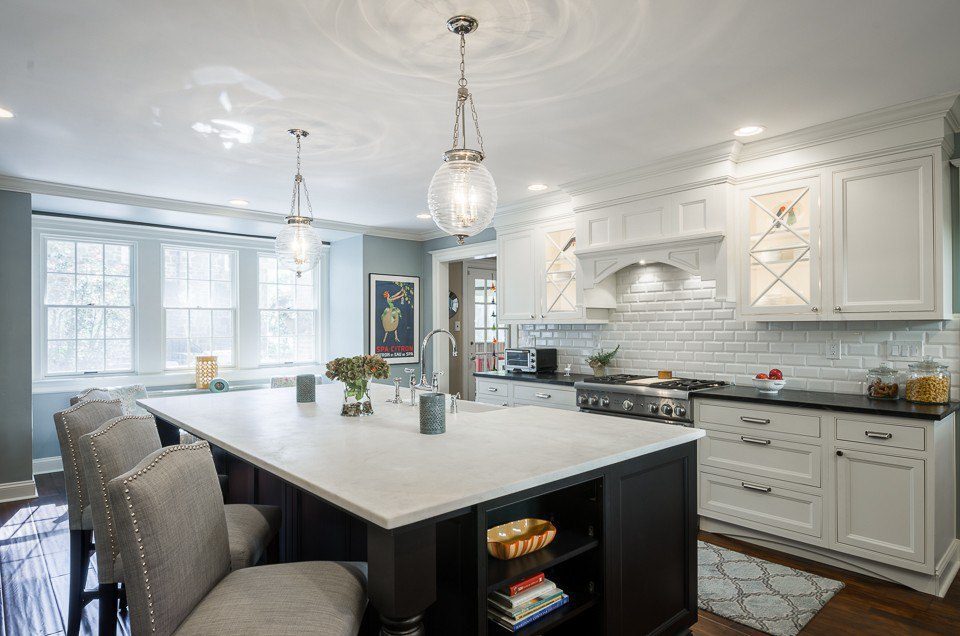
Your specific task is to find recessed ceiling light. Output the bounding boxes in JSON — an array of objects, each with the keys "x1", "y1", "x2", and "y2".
[
  {"x1": 733, "y1": 125, "x2": 765, "y2": 137},
  {"x1": 527, "y1": 183, "x2": 549, "y2": 192},
  {"x1": 0, "y1": 107, "x2": 14, "y2": 119},
  {"x1": 228, "y1": 199, "x2": 249, "y2": 206},
  {"x1": 416, "y1": 213, "x2": 432, "y2": 219}
]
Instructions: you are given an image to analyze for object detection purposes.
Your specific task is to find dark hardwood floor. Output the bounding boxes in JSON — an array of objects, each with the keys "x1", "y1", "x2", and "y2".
[{"x1": 2, "y1": 472, "x2": 959, "y2": 634}]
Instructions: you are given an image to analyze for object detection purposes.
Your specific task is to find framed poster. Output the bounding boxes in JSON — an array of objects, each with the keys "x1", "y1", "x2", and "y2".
[{"x1": 369, "y1": 273, "x2": 420, "y2": 364}]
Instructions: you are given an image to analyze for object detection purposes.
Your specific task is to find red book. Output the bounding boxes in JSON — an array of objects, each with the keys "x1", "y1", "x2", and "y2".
[{"x1": 507, "y1": 572, "x2": 545, "y2": 596}]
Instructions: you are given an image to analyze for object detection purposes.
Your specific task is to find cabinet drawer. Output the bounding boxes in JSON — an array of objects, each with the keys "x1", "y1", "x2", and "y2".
[
  {"x1": 475, "y1": 395, "x2": 511, "y2": 408},
  {"x1": 476, "y1": 379, "x2": 510, "y2": 398},
  {"x1": 700, "y1": 430, "x2": 821, "y2": 487},
  {"x1": 697, "y1": 402, "x2": 821, "y2": 438},
  {"x1": 513, "y1": 384, "x2": 576, "y2": 407},
  {"x1": 513, "y1": 398, "x2": 579, "y2": 412},
  {"x1": 700, "y1": 471, "x2": 822, "y2": 538},
  {"x1": 836, "y1": 418, "x2": 925, "y2": 452}
]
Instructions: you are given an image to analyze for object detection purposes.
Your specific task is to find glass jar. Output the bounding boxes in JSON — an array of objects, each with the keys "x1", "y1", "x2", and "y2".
[
  {"x1": 904, "y1": 356, "x2": 951, "y2": 404},
  {"x1": 865, "y1": 362, "x2": 900, "y2": 400}
]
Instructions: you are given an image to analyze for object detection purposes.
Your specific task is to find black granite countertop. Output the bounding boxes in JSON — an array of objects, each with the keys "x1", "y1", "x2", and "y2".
[
  {"x1": 694, "y1": 385, "x2": 960, "y2": 421},
  {"x1": 472, "y1": 370, "x2": 592, "y2": 387}
]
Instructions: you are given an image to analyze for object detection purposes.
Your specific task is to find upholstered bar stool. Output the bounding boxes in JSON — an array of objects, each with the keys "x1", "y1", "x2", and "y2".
[
  {"x1": 108, "y1": 441, "x2": 367, "y2": 636},
  {"x1": 54, "y1": 398, "x2": 124, "y2": 636},
  {"x1": 79, "y1": 415, "x2": 284, "y2": 635}
]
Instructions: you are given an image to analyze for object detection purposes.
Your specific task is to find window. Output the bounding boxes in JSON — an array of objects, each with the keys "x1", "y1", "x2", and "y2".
[
  {"x1": 43, "y1": 238, "x2": 134, "y2": 375},
  {"x1": 474, "y1": 275, "x2": 508, "y2": 344},
  {"x1": 163, "y1": 246, "x2": 236, "y2": 369},
  {"x1": 258, "y1": 254, "x2": 317, "y2": 364}
]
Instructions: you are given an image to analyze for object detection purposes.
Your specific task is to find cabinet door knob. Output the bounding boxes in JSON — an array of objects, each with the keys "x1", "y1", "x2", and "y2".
[
  {"x1": 834, "y1": 306, "x2": 842, "y2": 312},
  {"x1": 836, "y1": 450, "x2": 844, "y2": 456},
  {"x1": 811, "y1": 306, "x2": 819, "y2": 312}
]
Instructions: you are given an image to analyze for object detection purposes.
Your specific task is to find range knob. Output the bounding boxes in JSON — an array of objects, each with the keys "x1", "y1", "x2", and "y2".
[
  {"x1": 660, "y1": 404, "x2": 674, "y2": 416},
  {"x1": 674, "y1": 405, "x2": 687, "y2": 418},
  {"x1": 648, "y1": 403, "x2": 660, "y2": 414},
  {"x1": 599, "y1": 396, "x2": 610, "y2": 407},
  {"x1": 622, "y1": 399, "x2": 634, "y2": 411},
  {"x1": 588, "y1": 395, "x2": 599, "y2": 406},
  {"x1": 577, "y1": 394, "x2": 588, "y2": 406}
]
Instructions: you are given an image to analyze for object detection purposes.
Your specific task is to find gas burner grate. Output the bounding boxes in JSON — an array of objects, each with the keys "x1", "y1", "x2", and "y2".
[{"x1": 581, "y1": 374, "x2": 651, "y2": 384}]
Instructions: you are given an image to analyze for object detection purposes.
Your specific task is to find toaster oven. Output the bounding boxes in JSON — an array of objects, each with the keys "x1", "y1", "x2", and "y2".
[{"x1": 504, "y1": 348, "x2": 558, "y2": 373}]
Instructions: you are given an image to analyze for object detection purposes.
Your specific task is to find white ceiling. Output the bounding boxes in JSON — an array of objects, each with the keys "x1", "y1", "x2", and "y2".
[{"x1": 2, "y1": 0, "x2": 959, "y2": 237}]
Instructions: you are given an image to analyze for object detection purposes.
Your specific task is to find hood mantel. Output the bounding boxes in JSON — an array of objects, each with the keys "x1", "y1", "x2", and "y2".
[{"x1": 576, "y1": 231, "x2": 725, "y2": 287}]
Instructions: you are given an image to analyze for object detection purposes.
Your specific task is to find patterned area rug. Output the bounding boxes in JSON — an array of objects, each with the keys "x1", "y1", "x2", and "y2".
[{"x1": 698, "y1": 541, "x2": 844, "y2": 635}]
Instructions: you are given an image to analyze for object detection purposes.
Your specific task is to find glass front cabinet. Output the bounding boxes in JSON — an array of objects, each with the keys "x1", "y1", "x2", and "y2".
[{"x1": 738, "y1": 176, "x2": 822, "y2": 318}]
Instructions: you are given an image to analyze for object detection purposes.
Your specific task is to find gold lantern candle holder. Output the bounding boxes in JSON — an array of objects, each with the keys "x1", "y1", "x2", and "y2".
[{"x1": 195, "y1": 355, "x2": 219, "y2": 389}]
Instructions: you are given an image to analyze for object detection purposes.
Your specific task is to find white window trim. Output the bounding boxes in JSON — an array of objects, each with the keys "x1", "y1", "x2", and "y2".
[
  {"x1": 160, "y1": 243, "x2": 239, "y2": 371},
  {"x1": 39, "y1": 233, "x2": 139, "y2": 378},
  {"x1": 256, "y1": 251, "x2": 321, "y2": 367},
  {"x1": 31, "y1": 215, "x2": 330, "y2": 393}
]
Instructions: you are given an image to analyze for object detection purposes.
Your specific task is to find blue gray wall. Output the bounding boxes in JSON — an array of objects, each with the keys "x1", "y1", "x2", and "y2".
[
  {"x1": 328, "y1": 235, "x2": 365, "y2": 360},
  {"x1": 0, "y1": 191, "x2": 34, "y2": 483}
]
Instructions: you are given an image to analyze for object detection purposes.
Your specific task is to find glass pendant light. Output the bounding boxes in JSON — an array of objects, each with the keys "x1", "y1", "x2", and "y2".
[
  {"x1": 427, "y1": 15, "x2": 498, "y2": 245},
  {"x1": 275, "y1": 128, "x2": 322, "y2": 277}
]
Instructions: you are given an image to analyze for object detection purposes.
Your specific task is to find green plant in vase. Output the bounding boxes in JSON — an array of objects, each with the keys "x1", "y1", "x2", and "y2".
[
  {"x1": 325, "y1": 354, "x2": 390, "y2": 416},
  {"x1": 586, "y1": 345, "x2": 620, "y2": 377}
]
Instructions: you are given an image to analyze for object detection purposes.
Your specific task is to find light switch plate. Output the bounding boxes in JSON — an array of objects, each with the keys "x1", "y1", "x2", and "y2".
[
  {"x1": 826, "y1": 340, "x2": 842, "y2": 360},
  {"x1": 454, "y1": 320, "x2": 461, "y2": 332},
  {"x1": 885, "y1": 339, "x2": 924, "y2": 361}
]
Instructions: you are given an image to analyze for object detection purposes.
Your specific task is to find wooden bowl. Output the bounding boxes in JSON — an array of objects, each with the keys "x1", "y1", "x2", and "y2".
[{"x1": 486, "y1": 518, "x2": 557, "y2": 560}]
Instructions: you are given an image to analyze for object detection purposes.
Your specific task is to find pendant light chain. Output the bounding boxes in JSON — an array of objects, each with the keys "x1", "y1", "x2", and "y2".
[
  {"x1": 450, "y1": 31, "x2": 485, "y2": 157},
  {"x1": 288, "y1": 130, "x2": 314, "y2": 221}
]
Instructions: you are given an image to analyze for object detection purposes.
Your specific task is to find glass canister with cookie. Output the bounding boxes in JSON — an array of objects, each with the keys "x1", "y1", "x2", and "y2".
[
  {"x1": 865, "y1": 362, "x2": 900, "y2": 400},
  {"x1": 904, "y1": 356, "x2": 951, "y2": 404}
]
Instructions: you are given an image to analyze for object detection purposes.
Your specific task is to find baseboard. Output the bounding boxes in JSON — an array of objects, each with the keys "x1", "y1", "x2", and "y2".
[
  {"x1": 0, "y1": 479, "x2": 38, "y2": 504},
  {"x1": 33, "y1": 455, "x2": 63, "y2": 475}
]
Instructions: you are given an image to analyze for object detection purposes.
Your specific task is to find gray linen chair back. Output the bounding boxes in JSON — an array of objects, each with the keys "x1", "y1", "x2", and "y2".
[
  {"x1": 108, "y1": 442, "x2": 231, "y2": 636},
  {"x1": 78, "y1": 414, "x2": 161, "y2": 585},
  {"x1": 70, "y1": 388, "x2": 113, "y2": 406},
  {"x1": 54, "y1": 399, "x2": 124, "y2": 530}
]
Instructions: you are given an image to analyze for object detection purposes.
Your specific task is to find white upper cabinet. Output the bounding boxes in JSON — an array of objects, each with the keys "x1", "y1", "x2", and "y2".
[
  {"x1": 831, "y1": 156, "x2": 935, "y2": 315},
  {"x1": 736, "y1": 150, "x2": 949, "y2": 321},
  {"x1": 497, "y1": 230, "x2": 538, "y2": 321},
  {"x1": 738, "y1": 176, "x2": 822, "y2": 318}
]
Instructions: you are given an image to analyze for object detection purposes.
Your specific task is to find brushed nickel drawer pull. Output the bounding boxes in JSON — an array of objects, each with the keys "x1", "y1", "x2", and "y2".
[
  {"x1": 741, "y1": 481, "x2": 772, "y2": 493},
  {"x1": 487, "y1": 387, "x2": 499, "y2": 393},
  {"x1": 535, "y1": 392, "x2": 552, "y2": 399},
  {"x1": 865, "y1": 431, "x2": 893, "y2": 440},
  {"x1": 740, "y1": 416, "x2": 771, "y2": 425},
  {"x1": 740, "y1": 436, "x2": 771, "y2": 445}
]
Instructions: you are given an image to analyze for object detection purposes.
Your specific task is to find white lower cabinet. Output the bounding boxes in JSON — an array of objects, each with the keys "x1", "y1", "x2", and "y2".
[
  {"x1": 835, "y1": 448, "x2": 925, "y2": 563},
  {"x1": 473, "y1": 377, "x2": 577, "y2": 410},
  {"x1": 696, "y1": 398, "x2": 958, "y2": 596}
]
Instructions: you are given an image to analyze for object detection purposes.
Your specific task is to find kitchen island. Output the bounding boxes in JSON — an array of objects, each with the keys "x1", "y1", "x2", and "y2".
[{"x1": 138, "y1": 383, "x2": 702, "y2": 635}]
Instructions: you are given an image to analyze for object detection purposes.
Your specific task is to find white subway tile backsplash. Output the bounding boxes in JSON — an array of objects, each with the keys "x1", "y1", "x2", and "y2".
[{"x1": 517, "y1": 263, "x2": 960, "y2": 400}]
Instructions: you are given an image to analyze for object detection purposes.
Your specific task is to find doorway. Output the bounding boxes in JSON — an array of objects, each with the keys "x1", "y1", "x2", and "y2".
[{"x1": 460, "y1": 260, "x2": 509, "y2": 400}]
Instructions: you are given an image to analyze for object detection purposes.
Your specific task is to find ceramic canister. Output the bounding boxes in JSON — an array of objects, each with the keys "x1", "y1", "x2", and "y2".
[
  {"x1": 419, "y1": 392, "x2": 446, "y2": 435},
  {"x1": 296, "y1": 374, "x2": 316, "y2": 403}
]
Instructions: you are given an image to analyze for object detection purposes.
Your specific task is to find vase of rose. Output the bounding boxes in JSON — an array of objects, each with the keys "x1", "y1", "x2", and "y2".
[{"x1": 325, "y1": 354, "x2": 390, "y2": 416}]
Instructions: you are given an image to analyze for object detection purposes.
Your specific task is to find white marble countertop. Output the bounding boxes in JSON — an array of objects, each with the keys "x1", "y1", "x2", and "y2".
[{"x1": 138, "y1": 383, "x2": 703, "y2": 529}]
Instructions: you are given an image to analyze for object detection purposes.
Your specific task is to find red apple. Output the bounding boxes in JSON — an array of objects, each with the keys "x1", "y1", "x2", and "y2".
[
  {"x1": 768, "y1": 369, "x2": 783, "y2": 380},
  {"x1": 756, "y1": 373, "x2": 769, "y2": 380}
]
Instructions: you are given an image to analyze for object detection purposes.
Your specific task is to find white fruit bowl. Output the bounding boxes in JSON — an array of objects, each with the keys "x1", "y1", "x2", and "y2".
[{"x1": 753, "y1": 378, "x2": 786, "y2": 393}]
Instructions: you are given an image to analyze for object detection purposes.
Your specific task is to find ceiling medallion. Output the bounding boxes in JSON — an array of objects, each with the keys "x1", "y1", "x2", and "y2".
[
  {"x1": 275, "y1": 128, "x2": 323, "y2": 277},
  {"x1": 426, "y1": 15, "x2": 498, "y2": 245}
]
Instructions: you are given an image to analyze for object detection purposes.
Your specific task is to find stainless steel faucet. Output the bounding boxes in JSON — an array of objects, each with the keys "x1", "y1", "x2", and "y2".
[{"x1": 412, "y1": 329, "x2": 459, "y2": 395}]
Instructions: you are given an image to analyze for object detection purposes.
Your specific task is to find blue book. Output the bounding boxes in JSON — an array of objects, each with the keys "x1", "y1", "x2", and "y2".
[{"x1": 488, "y1": 594, "x2": 569, "y2": 632}]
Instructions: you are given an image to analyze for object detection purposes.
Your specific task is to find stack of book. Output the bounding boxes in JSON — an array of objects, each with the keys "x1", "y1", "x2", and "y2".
[{"x1": 487, "y1": 572, "x2": 569, "y2": 632}]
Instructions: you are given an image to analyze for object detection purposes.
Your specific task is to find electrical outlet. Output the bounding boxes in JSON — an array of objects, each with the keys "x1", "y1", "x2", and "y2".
[{"x1": 826, "y1": 339, "x2": 841, "y2": 360}]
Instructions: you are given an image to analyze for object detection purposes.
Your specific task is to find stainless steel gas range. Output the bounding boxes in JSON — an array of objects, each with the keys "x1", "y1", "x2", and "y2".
[{"x1": 574, "y1": 375, "x2": 727, "y2": 426}]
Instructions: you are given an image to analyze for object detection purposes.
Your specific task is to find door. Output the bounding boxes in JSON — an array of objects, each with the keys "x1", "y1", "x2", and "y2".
[
  {"x1": 463, "y1": 265, "x2": 509, "y2": 401},
  {"x1": 739, "y1": 176, "x2": 822, "y2": 318},
  {"x1": 497, "y1": 231, "x2": 538, "y2": 321},
  {"x1": 831, "y1": 155, "x2": 935, "y2": 315},
  {"x1": 835, "y1": 448, "x2": 925, "y2": 563},
  {"x1": 540, "y1": 222, "x2": 581, "y2": 321}
]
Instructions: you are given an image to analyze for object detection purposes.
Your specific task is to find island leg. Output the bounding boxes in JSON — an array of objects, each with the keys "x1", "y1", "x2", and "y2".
[{"x1": 367, "y1": 522, "x2": 437, "y2": 635}]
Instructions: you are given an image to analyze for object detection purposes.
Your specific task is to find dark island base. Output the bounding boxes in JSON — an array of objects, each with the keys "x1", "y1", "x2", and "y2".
[{"x1": 156, "y1": 418, "x2": 698, "y2": 635}]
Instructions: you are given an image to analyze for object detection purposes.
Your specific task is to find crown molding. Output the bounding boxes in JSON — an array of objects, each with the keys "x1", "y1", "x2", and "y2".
[
  {"x1": 738, "y1": 92, "x2": 960, "y2": 162},
  {"x1": 0, "y1": 175, "x2": 426, "y2": 241},
  {"x1": 560, "y1": 141, "x2": 742, "y2": 196}
]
